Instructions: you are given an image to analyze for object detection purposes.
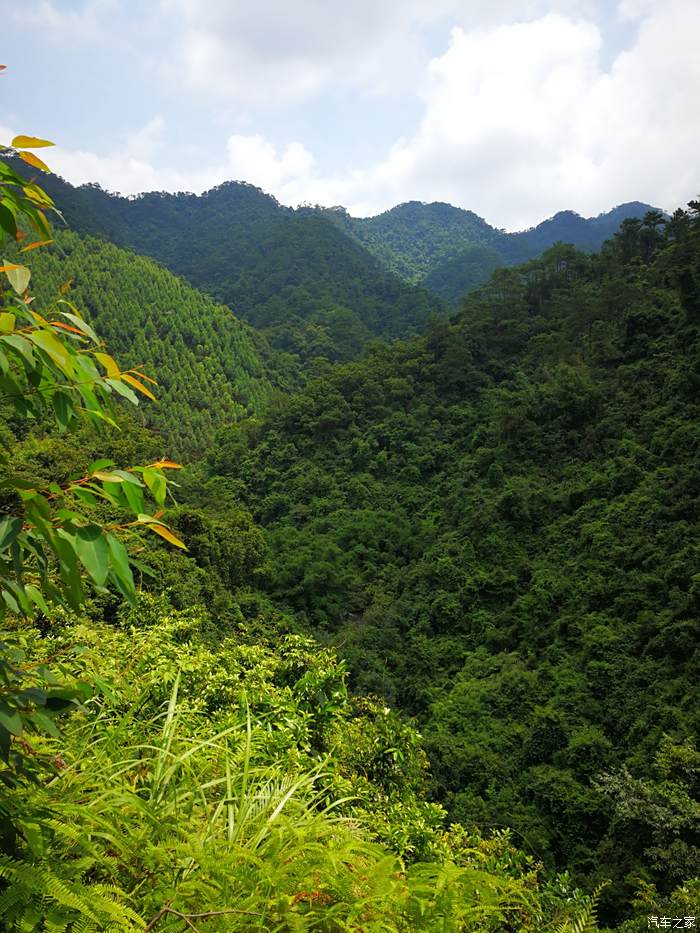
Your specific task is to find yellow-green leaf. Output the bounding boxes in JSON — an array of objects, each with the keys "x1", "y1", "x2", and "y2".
[
  {"x1": 148, "y1": 523, "x2": 187, "y2": 550},
  {"x1": 121, "y1": 372, "x2": 157, "y2": 401},
  {"x1": 3, "y1": 261, "x2": 31, "y2": 295},
  {"x1": 18, "y1": 151, "x2": 51, "y2": 173},
  {"x1": 12, "y1": 135, "x2": 55, "y2": 149},
  {"x1": 0, "y1": 312, "x2": 15, "y2": 333},
  {"x1": 95, "y1": 352, "x2": 121, "y2": 378},
  {"x1": 27, "y1": 329, "x2": 72, "y2": 372}
]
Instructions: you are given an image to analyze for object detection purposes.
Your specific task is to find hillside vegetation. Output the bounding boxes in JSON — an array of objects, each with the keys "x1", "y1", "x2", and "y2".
[
  {"x1": 2, "y1": 138, "x2": 698, "y2": 929},
  {"x1": 195, "y1": 207, "x2": 700, "y2": 922},
  {"x1": 24, "y1": 229, "x2": 295, "y2": 456},
  {"x1": 27, "y1": 168, "x2": 444, "y2": 361},
  {"x1": 319, "y1": 200, "x2": 657, "y2": 303}
]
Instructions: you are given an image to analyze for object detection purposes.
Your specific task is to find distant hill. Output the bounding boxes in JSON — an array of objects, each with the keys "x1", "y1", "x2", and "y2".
[
  {"x1": 19, "y1": 158, "x2": 658, "y2": 324},
  {"x1": 312, "y1": 201, "x2": 502, "y2": 283},
  {"x1": 318, "y1": 199, "x2": 659, "y2": 303},
  {"x1": 27, "y1": 229, "x2": 294, "y2": 457},
  {"x1": 20, "y1": 166, "x2": 443, "y2": 362}
]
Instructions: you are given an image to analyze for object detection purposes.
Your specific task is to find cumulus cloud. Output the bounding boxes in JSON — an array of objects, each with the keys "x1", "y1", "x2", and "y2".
[
  {"x1": 313, "y1": 0, "x2": 700, "y2": 227},
  {"x1": 159, "y1": 0, "x2": 595, "y2": 105}
]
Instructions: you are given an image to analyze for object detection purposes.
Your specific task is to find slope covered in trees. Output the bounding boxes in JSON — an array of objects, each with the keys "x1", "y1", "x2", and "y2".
[
  {"x1": 319, "y1": 199, "x2": 658, "y2": 303},
  {"x1": 20, "y1": 165, "x2": 443, "y2": 361},
  {"x1": 25, "y1": 229, "x2": 295, "y2": 456},
  {"x1": 196, "y1": 206, "x2": 700, "y2": 922},
  {"x1": 0, "y1": 146, "x2": 610, "y2": 932}
]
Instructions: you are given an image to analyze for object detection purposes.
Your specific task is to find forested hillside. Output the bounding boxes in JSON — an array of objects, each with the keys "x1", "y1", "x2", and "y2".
[
  {"x1": 23, "y1": 166, "x2": 443, "y2": 361},
  {"x1": 2, "y1": 132, "x2": 698, "y2": 929},
  {"x1": 193, "y1": 206, "x2": 700, "y2": 922},
  {"x1": 0, "y1": 144, "x2": 615, "y2": 932},
  {"x1": 24, "y1": 229, "x2": 295, "y2": 456},
  {"x1": 317, "y1": 199, "x2": 657, "y2": 303}
]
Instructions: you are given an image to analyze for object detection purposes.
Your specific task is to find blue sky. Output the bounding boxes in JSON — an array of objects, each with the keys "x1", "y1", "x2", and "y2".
[{"x1": 2, "y1": 0, "x2": 699, "y2": 229}]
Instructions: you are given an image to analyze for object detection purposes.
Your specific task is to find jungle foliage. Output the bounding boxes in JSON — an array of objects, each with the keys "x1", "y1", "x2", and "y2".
[
  {"x1": 18, "y1": 167, "x2": 444, "y2": 362},
  {"x1": 23, "y1": 229, "x2": 295, "y2": 456},
  {"x1": 2, "y1": 122, "x2": 698, "y2": 928},
  {"x1": 316, "y1": 200, "x2": 657, "y2": 300},
  {"x1": 197, "y1": 206, "x2": 700, "y2": 922},
  {"x1": 0, "y1": 131, "x2": 609, "y2": 931}
]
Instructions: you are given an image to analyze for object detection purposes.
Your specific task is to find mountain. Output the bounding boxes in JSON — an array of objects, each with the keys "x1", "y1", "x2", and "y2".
[
  {"x1": 17, "y1": 159, "x2": 656, "y2": 335},
  {"x1": 320, "y1": 199, "x2": 659, "y2": 303},
  {"x1": 22, "y1": 166, "x2": 443, "y2": 362},
  {"x1": 26, "y1": 229, "x2": 295, "y2": 457},
  {"x1": 199, "y1": 205, "x2": 700, "y2": 921},
  {"x1": 314, "y1": 200, "x2": 503, "y2": 282}
]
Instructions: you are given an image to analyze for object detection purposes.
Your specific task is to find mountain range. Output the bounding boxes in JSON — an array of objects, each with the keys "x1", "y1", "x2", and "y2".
[{"x1": 31, "y1": 159, "x2": 656, "y2": 316}]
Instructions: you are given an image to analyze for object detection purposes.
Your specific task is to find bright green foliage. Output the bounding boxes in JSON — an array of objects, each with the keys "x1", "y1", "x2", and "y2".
[
  {"x1": 0, "y1": 598, "x2": 595, "y2": 930},
  {"x1": 25, "y1": 229, "x2": 294, "y2": 456},
  {"x1": 0, "y1": 138, "x2": 183, "y2": 827},
  {"x1": 317, "y1": 201, "x2": 504, "y2": 284},
  {"x1": 205, "y1": 204, "x2": 700, "y2": 922}
]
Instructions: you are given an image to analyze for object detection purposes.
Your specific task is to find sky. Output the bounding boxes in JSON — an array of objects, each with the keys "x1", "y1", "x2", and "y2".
[{"x1": 1, "y1": 0, "x2": 699, "y2": 230}]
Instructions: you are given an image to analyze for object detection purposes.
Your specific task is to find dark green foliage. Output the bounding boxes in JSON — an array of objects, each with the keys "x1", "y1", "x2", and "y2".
[
  {"x1": 316, "y1": 199, "x2": 658, "y2": 304},
  {"x1": 21, "y1": 167, "x2": 444, "y2": 361},
  {"x1": 205, "y1": 204, "x2": 700, "y2": 921},
  {"x1": 424, "y1": 243, "x2": 506, "y2": 304}
]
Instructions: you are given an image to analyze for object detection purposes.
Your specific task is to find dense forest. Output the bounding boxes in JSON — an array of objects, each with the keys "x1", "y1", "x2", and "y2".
[
  {"x1": 1, "y1": 137, "x2": 699, "y2": 931},
  {"x1": 189, "y1": 209, "x2": 700, "y2": 922},
  {"x1": 315, "y1": 199, "x2": 656, "y2": 301},
  {"x1": 24, "y1": 229, "x2": 297, "y2": 456},
  {"x1": 25, "y1": 167, "x2": 443, "y2": 362}
]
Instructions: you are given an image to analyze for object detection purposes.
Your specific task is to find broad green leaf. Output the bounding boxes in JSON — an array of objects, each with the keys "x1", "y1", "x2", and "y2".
[
  {"x1": 52, "y1": 390, "x2": 74, "y2": 431},
  {"x1": 89, "y1": 459, "x2": 115, "y2": 473},
  {"x1": 27, "y1": 711, "x2": 60, "y2": 738},
  {"x1": 58, "y1": 306, "x2": 99, "y2": 343},
  {"x1": 1, "y1": 333, "x2": 35, "y2": 365},
  {"x1": 122, "y1": 480, "x2": 145, "y2": 515},
  {"x1": 0, "y1": 701, "x2": 22, "y2": 736},
  {"x1": 73, "y1": 524, "x2": 109, "y2": 587},
  {"x1": 106, "y1": 534, "x2": 135, "y2": 602},
  {"x1": 0, "y1": 204, "x2": 17, "y2": 238},
  {"x1": 0, "y1": 517, "x2": 21, "y2": 551},
  {"x1": 106, "y1": 376, "x2": 138, "y2": 405},
  {"x1": 25, "y1": 584, "x2": 49, "y2": 614},
  {"x1": 143, "y1": 467, "x2": 166, "y2": 506},
  {"x1": 0, "y1": 312, "x2": 15, "y2": 333},
  {"x1": 72, "y1": 487, "x2": 98, "y2": 508},
  {"x1": 27, "y1": 328, "x2": 72, "y2": 373}
]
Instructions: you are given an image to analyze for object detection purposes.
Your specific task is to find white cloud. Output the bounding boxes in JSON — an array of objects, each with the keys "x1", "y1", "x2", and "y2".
[
  {"x1": 308, "y1": 1, "x2": 700, "y2": 227},
  {"x1": 159, "y1": 0, "x2": 590, "y2": 105},
  {"x1": 226, "y1": 136, "x2": 315, "y2": 191}
]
